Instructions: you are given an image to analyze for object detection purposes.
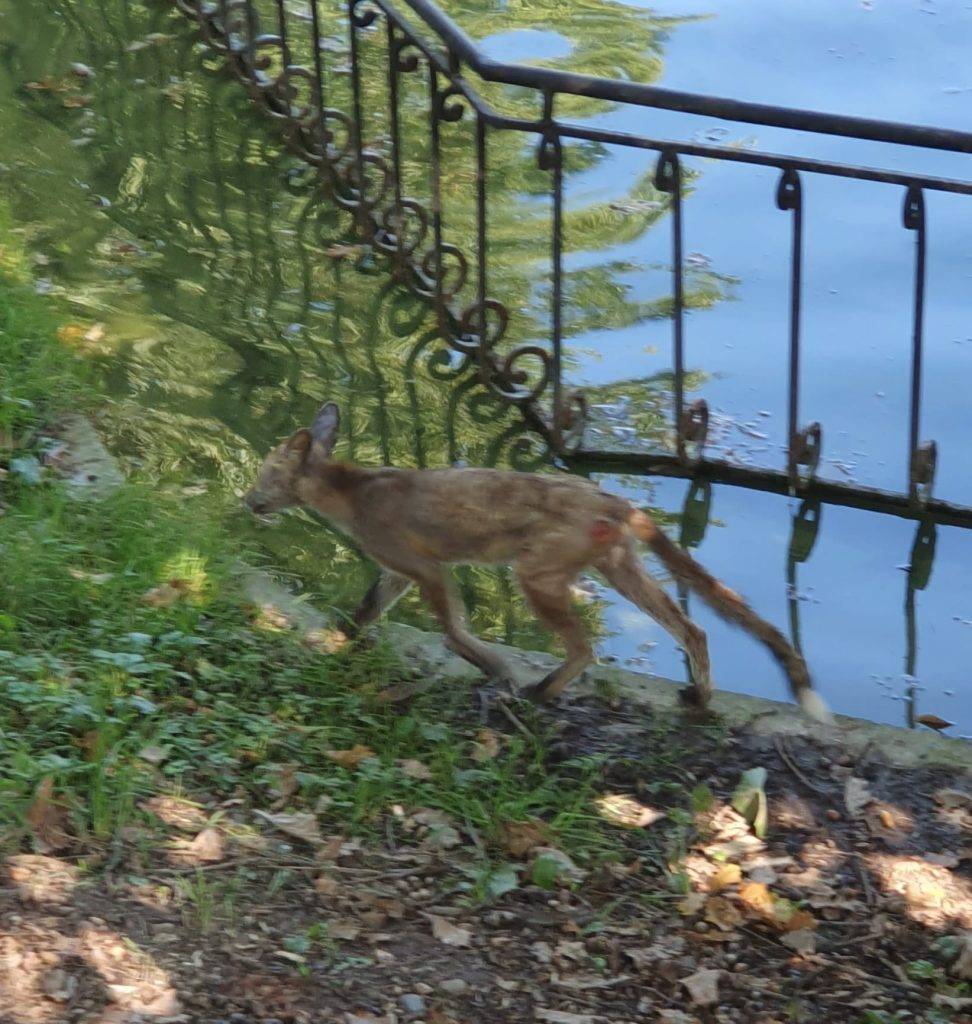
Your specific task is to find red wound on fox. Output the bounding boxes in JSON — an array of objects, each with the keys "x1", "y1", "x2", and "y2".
[{"x1": 590, "y1": 519, "x2": 619, "y2": 544}]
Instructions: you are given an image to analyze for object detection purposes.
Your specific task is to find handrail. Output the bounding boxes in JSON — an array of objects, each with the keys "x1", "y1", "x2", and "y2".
[{"x1": 401, "y1": 0, "x2": 972, "y2": 155}]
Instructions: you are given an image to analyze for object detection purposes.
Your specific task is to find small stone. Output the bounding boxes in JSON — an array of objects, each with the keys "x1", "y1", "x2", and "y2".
[
  {"x1": 826, "y1": 809, "x2": 842, "y2": 821},
  {"x1": 401, "y1": 994, "x2": 426, "y2": 1014},
  {"x1": 415, "y1": 983, "x2": 433, "y2": 996},
  {"x1": 439, "y1": 978, "x2": 469, "y2": 996}
]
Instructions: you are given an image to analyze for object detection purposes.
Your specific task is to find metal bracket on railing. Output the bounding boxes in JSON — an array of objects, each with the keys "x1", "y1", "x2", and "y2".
[
  {"x1": 679, "y1": 398, "x2": 709, "y2": 465},
  {"x1": 791, "y1": 421, "x2": 822, "y2": 489},
  {"x1": 910, "y1": 439, "x2": 937, "y2": 504}
]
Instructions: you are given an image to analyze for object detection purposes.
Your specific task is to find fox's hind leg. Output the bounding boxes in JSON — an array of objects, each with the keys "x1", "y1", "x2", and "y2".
[
  {"x1": 350, "y1": 570, "x2": 413, "y2": 637},
  {"x1": 516, "y1": 568, "x2": 594, "y2": 703},
  {"x1": 597, "y1": 542, "x2": 713, "y2": 706}
]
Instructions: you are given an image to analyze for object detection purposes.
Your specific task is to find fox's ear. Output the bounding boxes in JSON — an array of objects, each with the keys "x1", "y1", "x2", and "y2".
[
  {"x1": 310, "y1": 402, "x2": 340, "y2": 456},
  {"x1": 286, "y1": 428, "x2": 313, "y2": 460}
]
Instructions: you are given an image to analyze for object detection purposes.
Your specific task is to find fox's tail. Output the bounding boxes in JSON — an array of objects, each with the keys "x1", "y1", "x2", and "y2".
[{"x1": 628, "y1": 510, "x2": 832, "y2": 723}]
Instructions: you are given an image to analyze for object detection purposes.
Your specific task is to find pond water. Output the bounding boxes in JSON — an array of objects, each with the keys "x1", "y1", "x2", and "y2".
[{"x1": 1, "y1": 0, "x2": 969, "y2": 733}]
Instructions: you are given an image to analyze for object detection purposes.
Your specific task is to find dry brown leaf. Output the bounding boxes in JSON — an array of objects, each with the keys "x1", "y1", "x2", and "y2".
[
  {"x1": 844, "y1": 776, "x2": 873, "y2": 817},
  {"x1": 708, "y1": 863, "x2": 742, "y2": 893},
  {"x1": 951, "y1": 933, "x2": 972, "y2": 980},
  {"x1": 500, "y1": 819, "x2": 549, "y2": 857},
  {"x1": 57, "y1": 323, "x2": 86, "y2": 345},
  {"x1": 471, "y1": 728, "x2": 501, "y2": 762},
  {"x1": 738, "y1": 881, "x2": 816, "y2": 932},
  {"x1": 935, "y1": 788, "x2": 972, "y2": 810},
  {"x1": 428, "y1": 914, "x2": 472, "y2": 947},
  {"x1": 186, "y1": 828, "x2": 225, "y2": 863},
  {"x1": 253, "y1": 810, "x2": 324, "y2": 846},
  {"x1": 398, "y1": 758, "x2": 433, "y2": 781},
  {"x1": 704, "y1": 896, "x2": 743, "y2": 932},
  {"x1": 324, "y1": 243, "x2": 365, "y2": 260},
  {"x1": 595, "y1": 793, "x2": 665, "y2": 829},
  {"x1": 782, "y1": 928, "x2": 817, "y2": 955},
  {"x1": 26, "y1": 778, "x2": 71, "y2": 853},
  {"x1": 141, "y1": 579, "x2": 190, "y2": 608},
  {"x1": 313, "y1": 874, "x2": 340, "y2": 898},
  {"x1": 681, "y1": 968, "x2": 722, "y2": 1006},
  {"x1": 326, "y1": 745, "x2": 377, "y2": 769},
  {"x1": 330, "y1": 919, "x2": 361, "y2": 941},
  {"x1": 677, "y1": 891, "x2": 707, "y2": 917},
  {"x1": 917, "y1": 713, "x2": 954, "y2": 731},
  {"x1": 535, "y1": 1011, "x2": 595, "y2": 1024}
]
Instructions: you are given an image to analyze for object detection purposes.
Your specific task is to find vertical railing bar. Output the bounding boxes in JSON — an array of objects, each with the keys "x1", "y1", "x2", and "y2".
[
  {"x1": 347, "y1": 3, "x2": 370, "y2": 240},
  {"x1": 906, "y1": 187, "x2": 926, "y2": 499},
  {"x1": 671, "y1": 161, "x2": 685, "y2": 458},
  {"x1": 476, "y1": 113, "x2": 488, "y2": 355},
  {"x1": 309, "y1": 0, "x2": 327, "y2": 128},
  {"x1": 386, "y1": 19, "x2": 405, "y2": 274},
  {"x1": 428, "y1": 62, "x2": 446, "y2": 334},
  {"x1": 551, "y1": 130, "x2": 564, "y2": 437},
  {"x1": 788, "y1": 176, "x2": 802, "y2": 481},
  {"x1": 273, "y1": 0, "x2": 291, "y2": 67}
]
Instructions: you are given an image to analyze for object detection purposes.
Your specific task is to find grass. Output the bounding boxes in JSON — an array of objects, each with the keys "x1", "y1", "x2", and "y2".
[{"x1": 0, "y1": 224, "x2": 708, "y2": 900}]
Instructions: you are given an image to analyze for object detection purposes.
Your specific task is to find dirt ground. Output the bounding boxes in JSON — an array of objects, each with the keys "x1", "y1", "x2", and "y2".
[{"x1": 2, "y1": 695, "x2": 971, "y2": 1024}]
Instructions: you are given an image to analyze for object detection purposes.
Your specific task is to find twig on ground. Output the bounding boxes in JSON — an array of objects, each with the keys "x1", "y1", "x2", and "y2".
[{"x1": 774, "y1": 735, "x2": 828, "y2": 794}]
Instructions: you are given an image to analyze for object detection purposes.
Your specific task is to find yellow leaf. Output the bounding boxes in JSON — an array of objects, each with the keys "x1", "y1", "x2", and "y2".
[
  {"x1": 596, "y1": 794, "x2": 665, "y2": 829},
  {"x1": 471, "y1": 728, "x2": 501, "y2": 762},
  {"x1": 704, "y1": 895, "x2": 743, "y2": 932},
  {"x1": 326, "y1": 745, "x2": 377, "y2": 769},
  {"x1": 707, "y1": 863, "x2": 742, "y2": 893}
]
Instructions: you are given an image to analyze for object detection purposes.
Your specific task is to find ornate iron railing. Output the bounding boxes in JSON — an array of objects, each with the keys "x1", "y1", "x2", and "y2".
[{"x1": 170, "y1": 0, "x2": 972, "y2": 527}]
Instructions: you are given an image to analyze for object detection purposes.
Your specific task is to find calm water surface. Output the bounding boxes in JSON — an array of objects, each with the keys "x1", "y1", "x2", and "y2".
[{"x1": 1, "y1": 0, "x2": 969, "y2": 732}]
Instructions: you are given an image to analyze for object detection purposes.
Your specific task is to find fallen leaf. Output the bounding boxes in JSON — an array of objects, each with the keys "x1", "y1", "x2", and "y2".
[
  {"x1": 782, "y1": 928, "x2": 816, "y2": 955},
  {"x1": 681, "y1": 968, "x2": 722, "y2": 1006},
  {"x1": 412, "y1": 808, "x2": 462, "y2": 849},
  {"x1": 253, "y1": 810, "x2": 324, "y2": 846},
  {"x1": 428, "y1": 914, "x2": 471, "y2": 947},
  {"x1": 326, "y1": 745, "x2": 377, "y2": 769},
  {"x1": 704, "y1": 896, "x2": 743, "y2": 931},
  {"x1": 935, "y1": 788, "x2": 972, "y2": 810},
  {"x1": 595, "y1": 793, "x2": 665, "y2": 829},
  {"x1": 677, "y1": 891, "x2": 707, "y2": 916},
  {"x1": 26, "y1": 778, "x2": 71, "y2": 853},
  {"x1": 398, "y1": 758, "x2": 433, "y2": 780},
  {"x1": 324, "y1": 243, "x2": 365, "y2": 260},
  {"x1": 68, "y1": 568, "x2": 113, "y2": 585},
  {"x1": 917, "y1": 713, "x2": 954, "y2": 731},
  {"x1": 500, "y1": 818, "x2": 549, "y2": 857},
  {"x1": 186, "y1": 828, "x2": 225, "y2": 863},
  {"x1": 738, "y1": 881, "x2": 816, "y2": 932},
  {"x1": 471, "y1": 728, "x2": 501, "y2": 762},
  {"x1": 141, "y1": 579, "x2": 189, "y2": 608},
  {"x1": 535, "y1": 1011, "x2": 595, "y2": 1024},
  {"x1": 138, "y1": 745, "x2": 169, "y2": 765},
  {"x1": 844, "y1": 776, "x2": 873, "y2": 817},
  {"x1": 532, "y1": 847, "x2": 585, "y2": 887},
  {"x1": 330, "y1": 919, "x2": 361, "y2": 941},
  {"x1": 731, "y1": 767, "x2": 768, "y2": 838},
  {"x1": 314, "y1": 874, "x2": 340, "y2": 897},
  {"x1": 932, "y1": 994, "x2": 972, "y2": 1010},
  {"x1": 952, "y1": 933, "x2": 972, "y2": 980},
  {"x1": 708, "y1": 863, "x2": 742, "y2": 893}
]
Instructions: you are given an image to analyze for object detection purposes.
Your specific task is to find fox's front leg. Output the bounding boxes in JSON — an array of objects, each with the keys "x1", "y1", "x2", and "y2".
[{"x1": 413, "y1": 568, "x2": 513, "y2": 683}]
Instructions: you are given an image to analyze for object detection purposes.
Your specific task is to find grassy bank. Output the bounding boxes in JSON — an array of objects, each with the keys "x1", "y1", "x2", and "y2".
[{"x1": 0, "y1": 230, "x2": 691, "y2": 881}]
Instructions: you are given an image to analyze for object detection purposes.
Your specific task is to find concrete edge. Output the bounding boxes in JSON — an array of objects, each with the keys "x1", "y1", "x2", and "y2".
[{"x1": 235, "y1": 563, "x2": 972, "y2": 774}]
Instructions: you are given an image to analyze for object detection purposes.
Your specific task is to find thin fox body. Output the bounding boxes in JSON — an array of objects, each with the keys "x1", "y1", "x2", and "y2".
[{"x1": 244, "y1": 402, "x2": 830, "y2": 721}]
